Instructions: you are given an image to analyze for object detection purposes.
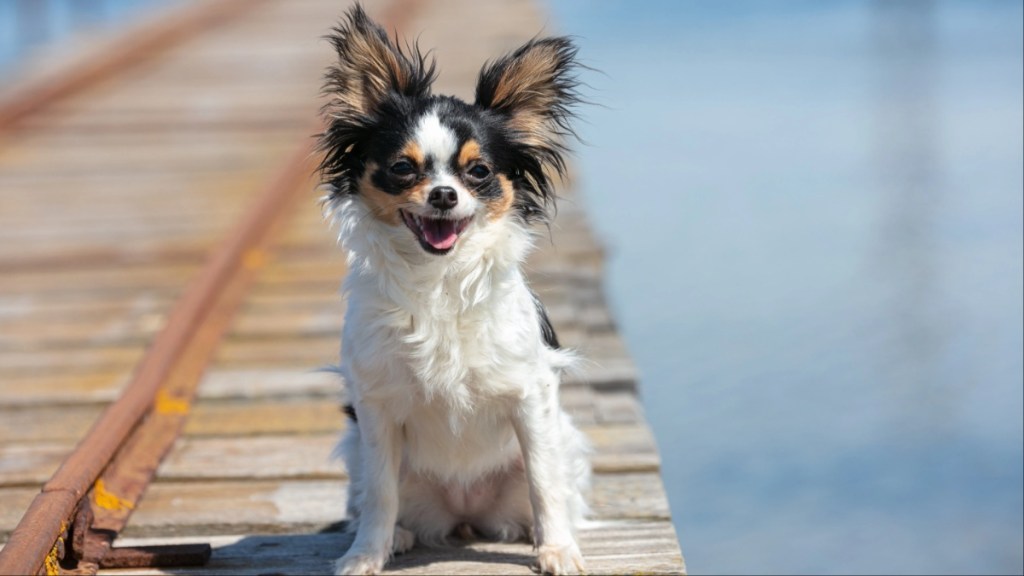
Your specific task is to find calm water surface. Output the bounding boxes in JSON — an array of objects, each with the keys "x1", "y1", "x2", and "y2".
[
  {"x1": 0, "y1": 0, "x2": 182, "y2": 79},
  {"x1": 549, "y1": 1, "x2": 1023, "y2": 574}
]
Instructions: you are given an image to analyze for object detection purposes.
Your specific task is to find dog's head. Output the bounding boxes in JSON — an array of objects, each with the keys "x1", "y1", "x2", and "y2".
[{"x1": 318, "y1": 4, "x2": 580, "y2": 256}]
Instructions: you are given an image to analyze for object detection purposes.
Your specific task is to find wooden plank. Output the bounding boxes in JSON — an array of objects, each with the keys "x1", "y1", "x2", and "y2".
[
  {"x1": 0, "y1": 370, "x2": 129, "y2": 407},
  {"x1": 0, "y1": 404, "x2": 103, "y2": 444},
  {"x1": 0, "y1": 345, "x2": 143, "y2": 375},
  {"x1": 161, "y1": 423, "x2": 657, "y2": 481},
  {"x1": 0, "y1": 488, "x2": 38, "y2": 538},
  {"x1": 0, "y1": 473, "x2": 657, "y2": 539},
  {"x1": 594, "y1": 390, "x2": 648, "y2": 425},
  {"x1": 183, "y1": 399, "x2": 344, "y2": 437},
  {"x1": 0, "y1": 444, "x2": 69, "y2": 487},
  {"x1": 195, "y1": 369, "x2": 340, "y2": 400},
  {"x1": 0, "y1": 368, "x2": 337, "y2": 409},
  {"x1": 213, "y1": 337, "x2": 340, "y2": 369},
  {"x1": 0, "y1": 422, "x2": 659, "y2": 487},
  {"x1": 0, "y1": 263, "x2": 201, "y2": 295},
  {"x1": 94, "y1": 521, "x2": 684, "y2": 575},
  {"x1": 177, "y1": 388, "x2": 609, "y2": 438}
]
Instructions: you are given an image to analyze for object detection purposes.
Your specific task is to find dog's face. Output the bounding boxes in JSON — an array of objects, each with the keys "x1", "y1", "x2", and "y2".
[
  {"x1": 319, "y1": 5, "x2": 579, "y2": 256},
  {"x1": 354, "y1": 99, "x2": 519, "y2": 255}
]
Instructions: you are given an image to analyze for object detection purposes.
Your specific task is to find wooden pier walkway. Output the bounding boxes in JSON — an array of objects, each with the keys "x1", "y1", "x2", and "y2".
[{"x1": 0, "y1": 0, "x2": 686, "y2": 574}]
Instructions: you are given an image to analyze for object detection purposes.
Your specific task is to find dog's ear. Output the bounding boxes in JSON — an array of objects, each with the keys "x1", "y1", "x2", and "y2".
[
  {"x1": 475, "y1": 37, "x2": 581, "y2": 222},
  {"x1": 475, "y1": 37, "x2": 581, "y2": 167},
  {"x1": 319, "y1": 4, "x2": 435, "y2": 195},
  {"x1": 324, "y1": 3, "x2": 435, "y2": 117}
]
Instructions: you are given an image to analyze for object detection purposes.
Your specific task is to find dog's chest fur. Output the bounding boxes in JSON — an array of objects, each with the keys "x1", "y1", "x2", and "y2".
[{"x1": 338, "y1": 206, "x2": 550, "y2": 476}]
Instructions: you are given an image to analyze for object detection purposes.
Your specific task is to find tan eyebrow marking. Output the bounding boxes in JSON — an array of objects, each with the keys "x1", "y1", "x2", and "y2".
[
  {"x1": 400, "y1": 141, "x2": 425, "y2": 165},
  {"x1": 457, "y1": 139, "x2": 481, "y2": 168}
]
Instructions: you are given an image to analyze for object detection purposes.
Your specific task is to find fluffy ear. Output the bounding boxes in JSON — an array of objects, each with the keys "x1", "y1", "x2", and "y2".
[
  {"x1": 323, "y1": 3, "x2": 435, "y2": 117},
  {"x1": 475, "y1": 37, "x2": 581, "y2": 174},
  {"x1": 318, "y1": 4, "x2": 435, "y2": 194},
  {"x1": 475, "y1": 37, "x2": 582, "y2": 222}
]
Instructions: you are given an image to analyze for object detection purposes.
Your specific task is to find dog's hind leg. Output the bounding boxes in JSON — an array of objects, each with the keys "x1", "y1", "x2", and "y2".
[{"x1": 393, "y1": 525, "x2": 415, "y2": 554}]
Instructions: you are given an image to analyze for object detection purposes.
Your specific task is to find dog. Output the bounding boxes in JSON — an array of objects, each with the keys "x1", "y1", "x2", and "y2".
[{"x1": 318, "y1": 5, "x2": 590, "y2": 574}]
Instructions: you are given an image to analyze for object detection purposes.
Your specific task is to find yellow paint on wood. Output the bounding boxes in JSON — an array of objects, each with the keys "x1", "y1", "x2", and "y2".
[
  {"x1": 243, "y1": 249, "x2": 268, "y2": 270},
  {"x1": 155, "y1": 390, "x2": 190, "y2": 414},
  {"x1": 93, "y1": 479, "x2": 134, "y2": 512}
]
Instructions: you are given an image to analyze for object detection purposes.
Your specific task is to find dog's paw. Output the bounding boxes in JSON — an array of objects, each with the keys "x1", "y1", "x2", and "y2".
[
  {"x1": 535, "y1": 543, "x2": 586, "y2": 575},
  {"x1": 334, "y1": 551, "x2": 385, "y2": 576},
  {"x1": 393, "y1": 525, "x2": 416, "y2": 555}
]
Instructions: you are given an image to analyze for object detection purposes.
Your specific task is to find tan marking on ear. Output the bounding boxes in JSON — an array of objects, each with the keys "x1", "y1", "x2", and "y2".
[
  {"x1": 507, "y1": 114, "x2": 548, "y2": 149},
  {"x1": 491, "y1": 46, "x2": 561, "y2": 110},
  {"x1": 487, "y1": 45, "x2": 563, "y2": 150},
  {"x1": 352, "y1": 35, "x2": 407, "y2": 112},
  {"x1": 487, "y1": 174, "x2": 516, "y2": 221},
  {"x1": 400, "y1": 141, "x2": 424, "y2": 166},
  {"x1": 325, "y1": 11, "x2": 422, "y2": 117},
  {"x1": 457, "y1": 139, "x2": 481, "y2": 168},
  {"x1": 358, "y1": 163, "x2": 430, "y2": 226}
]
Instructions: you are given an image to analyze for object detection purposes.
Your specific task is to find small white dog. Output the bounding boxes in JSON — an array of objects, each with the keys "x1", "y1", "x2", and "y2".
[{"x1": 318, "y1": 5, "x2": 590, "y2": 575}]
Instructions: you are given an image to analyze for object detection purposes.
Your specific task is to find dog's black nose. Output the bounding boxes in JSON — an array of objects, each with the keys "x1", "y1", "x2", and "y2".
[{"x1": 428, "y1": 186, "x2": 458, "y2": 210}]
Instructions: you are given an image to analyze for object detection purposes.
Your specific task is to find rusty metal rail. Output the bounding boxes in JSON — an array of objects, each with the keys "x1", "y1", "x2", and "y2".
[
  {"x1": 0, "y1": 0, "x2": 305, "y2": 573},
  {"x1": 0, "y1": 0, "x2": 266, "y2": 133},
  {"x1": 0, "y1": 123, "x2": 317, "y2": 576},
  {"x1": 0, "y1": 1, "x2": 415, "y2": 573}
]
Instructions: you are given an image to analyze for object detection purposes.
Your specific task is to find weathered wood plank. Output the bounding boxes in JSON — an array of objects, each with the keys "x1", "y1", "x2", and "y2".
[
  {"x1": 101, "y1": 473, "x2": 669, "y2": 538},
  {"x1": 0, "y1": 421, "x2": 659, "y2": 487},
  {"x1": 0, "y1": 404, "x2": 103, "y2": 443},
  {"x1": 163, "y1": 422, "x2": 657, "y2": 479},
  {"x1": 0, "y1": 370, "x2": 130, "y2": 407},
  {"x1": 0, "y1": 488, "x2": 36, "y2": 537},
  {"x1": 0, "y1": 382, "x2": 635, "y2": 444},
  {"x1": 0, "y1": 263, "x2": 201, "y2": 295},
  {"x1": 1, "y1": 474, "x2": 668, "y2": 541},
  {"x1": 95, "y1": 521, "x2": 684, "y2": 575},
  {"x1": 183, "y1": 399, "x2": 344, "y2": 437}
]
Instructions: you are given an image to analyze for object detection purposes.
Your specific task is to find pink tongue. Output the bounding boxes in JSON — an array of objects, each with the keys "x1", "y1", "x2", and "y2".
[{"x1": 422, "y1": 219, "x2": 459, "y2": 250}]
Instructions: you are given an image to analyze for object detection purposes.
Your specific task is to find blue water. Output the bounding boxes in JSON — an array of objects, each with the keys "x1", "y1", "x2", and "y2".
[
  {"x1": 0, "y1": 0, "x2": 182, "y2": 79},
  {"x1": 548, "y1": 1, "x2": 1023, "y2": 574}
]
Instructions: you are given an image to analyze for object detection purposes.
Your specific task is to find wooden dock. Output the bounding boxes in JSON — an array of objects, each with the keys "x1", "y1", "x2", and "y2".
[{"x1": 0, "y1": 0, "x2": 686, "y2": 574}]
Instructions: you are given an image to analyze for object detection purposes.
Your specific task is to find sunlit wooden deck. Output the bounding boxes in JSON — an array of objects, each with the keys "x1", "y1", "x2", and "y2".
[{"x1": 0, "y1": 0, "x2": 685, "y2": 574}]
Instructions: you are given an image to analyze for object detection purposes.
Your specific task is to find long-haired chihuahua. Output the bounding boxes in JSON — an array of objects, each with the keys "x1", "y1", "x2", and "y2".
[{"x1": 318, "y1": 5, "x2": 589, "y2": 574}]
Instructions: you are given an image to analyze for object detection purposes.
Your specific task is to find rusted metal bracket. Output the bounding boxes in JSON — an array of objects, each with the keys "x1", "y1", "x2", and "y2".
[{"x1": 54, "y1": 503, "x2": 210, "y2": 574}]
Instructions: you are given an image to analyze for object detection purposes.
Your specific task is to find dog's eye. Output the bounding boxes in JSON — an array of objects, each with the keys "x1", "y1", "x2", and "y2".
[
  {"x1": 390, "y1": 160, "x2": 416, "y2": 177},
  {"x1": 468, "y1": 164, "x2": 491, "y2": 180}
]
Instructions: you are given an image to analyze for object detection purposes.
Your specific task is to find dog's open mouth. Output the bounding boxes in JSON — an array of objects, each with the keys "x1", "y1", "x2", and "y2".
[{"x1": 400, "y1": 210, "x2": 472, "y2": 254}]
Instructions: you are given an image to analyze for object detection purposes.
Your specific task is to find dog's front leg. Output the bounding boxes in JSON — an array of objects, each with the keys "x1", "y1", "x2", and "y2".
[
  {"x1": 513, "y1": 389, "x2": 586, "y2": 575},
  {"x1": 335, "y1": 402, "x2": 401, "y2": 576}
]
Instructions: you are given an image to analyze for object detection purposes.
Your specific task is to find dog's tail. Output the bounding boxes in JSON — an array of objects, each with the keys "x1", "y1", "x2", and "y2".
[{"x1": 547, "y1": 346, "x2": 581, "y2": 378}]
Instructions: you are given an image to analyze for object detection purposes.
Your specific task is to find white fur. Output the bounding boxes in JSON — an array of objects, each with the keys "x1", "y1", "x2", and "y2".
[
  {"x1": 414, "y1": 112, "x2": 457, "y2": 161},
  {"x1": 325, "y1": 157, "x2": 590, "y2": 575},
  {"x1": 413, "y1": 111, "x2": 477, "y2": 220}
]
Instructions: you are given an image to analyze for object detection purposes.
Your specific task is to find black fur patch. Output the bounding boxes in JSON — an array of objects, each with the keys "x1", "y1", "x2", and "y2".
[
  {"x1": 531, "y1": 290, "x2": 560, "y2": 349},
  {"x1": 342, "y1": 404, "x2": 358, "y2": 422}
]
